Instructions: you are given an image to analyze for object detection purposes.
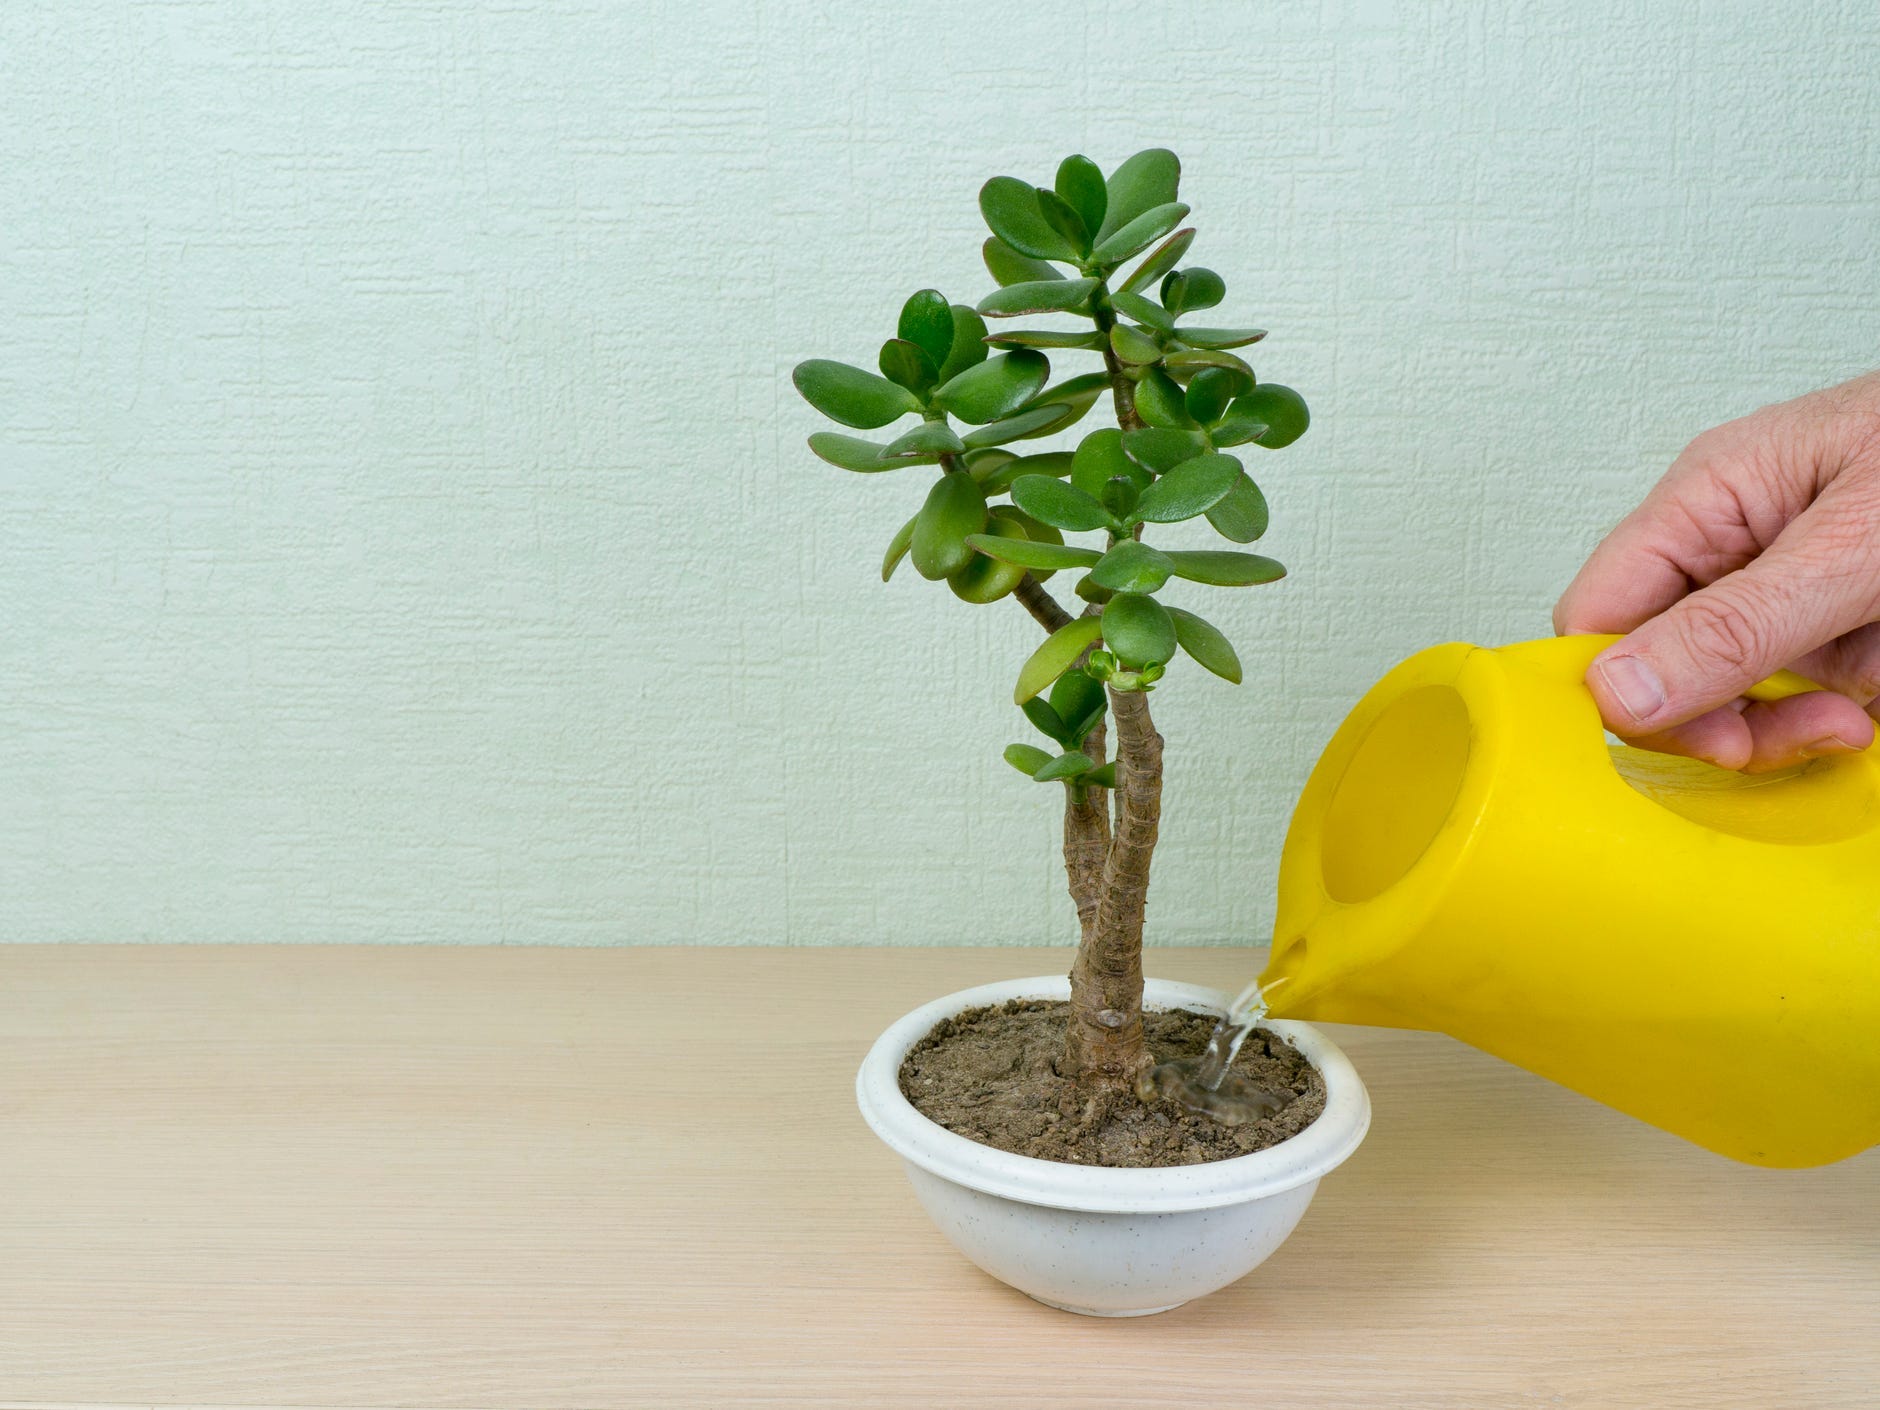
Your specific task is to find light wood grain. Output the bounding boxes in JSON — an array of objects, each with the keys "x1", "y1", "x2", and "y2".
[{"x1": 0, "y1": 945, "x2": 1874, "y2": 1410}]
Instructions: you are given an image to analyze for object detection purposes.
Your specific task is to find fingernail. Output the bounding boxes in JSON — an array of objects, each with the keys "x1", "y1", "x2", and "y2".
[
  {"x1": 1594, "y1": 655, "x2": 1667, "y2": 726},
  {"x1": 1799, "y1": 734, "x2": 1861, "y2": 759}
]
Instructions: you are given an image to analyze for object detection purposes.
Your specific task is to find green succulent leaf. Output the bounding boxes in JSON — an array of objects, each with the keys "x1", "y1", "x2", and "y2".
[
  {"x1": 935, "y1": 305, "x2": 991, "y2": 383},
  {"x1": 1096, "y1": 148, "x2": 1181, "y2": 243},
  {"x1": 960, "y1": 403, "x2": 1070, "y2": 448},
  {"x1": 1210, "y1": 403, "x2": 1268, "y2": 448},
  {"x1": 807, "y1": 431, "x2": 918, "y2": 472},
  {"x1": 1075, "y1": 576, "x2": 1114, "y2": 604},
  {"x1": 1162, "y1": 267, "x2": 1225, "y2": 316},
  {"x1": 1120, "y1": 426, "x2": 1208, "y2": 474},
  {"x1": 972, "y1": 449, "x2": 1071, "y2": 494},
  {"x1": 1003, "y1": 743, "x2": 1054, "y2": 777},
  {"x1": 881, "y1": 512, "x2": 918, "y2": 581},
  {"x1": 1205, "y1": 472, "x2": 1271, "y2": 542},
  {"x1": 1109, "y1": 323, "x2": 1162, "y2": 365},
  {"x1": 977, "y1": 277, "x2": 1099, "y2": 319},
  {"x1": 1110, "y1": 290, "x2": 1174, "y2": 334},
  {"x1": 930, "y1": 349, "x2": 1049, "y2": 425},
  {"x1": 1233, "y1": 383, "x2": 1311, "y2": 448},
  {"x1": 1132, "y1": 365, "x2": 1197, "y2": 429},
  {"x1": 1082, "y1": 761, "x2": 1118, "y2": 789},
  {"x1": 910, "y1": 472, "x2": 988, "y2": 580},
  {"x1": 1098, "y1": 474, "x2": 1139, "y2": 520},
  {"x1": 1092, "y1": 202, "x2": 1190, "y2": 266},
  {"x1": 983, "y1": 237, "x2": 1064, "y2": 288},
  {"x1": 963, "y1": 532, "x2": 1101, "y2": 572},
  {"x1": 1163, "y1": 548, "x2": 1285, "y2": 586},
  {"x1": 1020, "y1": 696, "x2": 1068, "y2": 744},
  {"x1": 1184, "y1": 366, "x2": 1254, "y2": 425},
  {"x1": 1086, "y1": 540, "x2": 1176, "y2": 594},
  {"x1": 1101, "y1": 591, "x2": 1178, "y2": 669},
  {"x1": 1119, "y1": 227, "x2": 1195, "y2": 295},
  {"x1": 1033, "y1": 751, "x2": 1095, "y2": 783},
  {"x1": 984, "y1": 328, "x2": 1106, "y2": 350},
  {"x1": 793, "y1": 359, "x2": 921, "y2": 429},
  {"x1": 898, "y1": 289, "x2": 956, "y2": 368},
  {"x1": 979, "y1": 176, "x2": 1078, "y2": 262},
  {"x1": 1163, "y1": 347, "x2": 1253, "y2": 379},
  {"x1": 1131, "y1": 452, "x2": 1241, "y2": 523},
  {"x1": 1049, "y1": 668, "x2": 1107, "y2": 743},
  {"x1": 1015, "y1": 617, "x2": 1105, "y2": 704},
  {"x1": 877, "y1": 338, "x2": 937, "y2": 395},
  {"x1": 1173, "y1": 326, "x2": 1267, "y2": 350},
  {"x1": 1010, "y1": 475, "x2": 1116, "y2": 533},
  {"x1": 1072, "y1": 428, "x2": 1148, "y2": 498},
  {"x1": 1055, "y1": 154, "x2": 1107, "y2": 237},
  {"x1": 882, "y1": 420, "x2": 965, "y2": 458},
  {"x1": 1035, "y1": 188, "x2": 1091, "y2": 255},
  {"x1": 948, "y1": 512, "x2": 1030, "y2": 604},
  {"x1": 1168, "y1": 606, "x2": 1243, "y2": 683}
]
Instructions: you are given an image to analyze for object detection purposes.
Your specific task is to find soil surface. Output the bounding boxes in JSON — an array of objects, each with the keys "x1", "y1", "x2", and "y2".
[{"x1": 899, "y1": 998, "x2": 1326, "y2": 1167}]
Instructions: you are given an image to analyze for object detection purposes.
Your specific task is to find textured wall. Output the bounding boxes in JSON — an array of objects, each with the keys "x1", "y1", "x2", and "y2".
[{"x1": 3, "y1": 1, "x2": 1878, "y2": 945}]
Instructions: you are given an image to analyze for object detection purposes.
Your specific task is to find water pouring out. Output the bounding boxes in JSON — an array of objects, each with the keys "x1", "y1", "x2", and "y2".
[{"x1": 1137, "y1": 975, "x2": 1292, "y2": 1125}]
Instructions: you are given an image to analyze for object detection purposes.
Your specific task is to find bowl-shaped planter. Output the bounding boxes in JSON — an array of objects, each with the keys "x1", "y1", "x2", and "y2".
[{"x1": 856, "y1": 975, "x2": 1370, "y2": 1317}]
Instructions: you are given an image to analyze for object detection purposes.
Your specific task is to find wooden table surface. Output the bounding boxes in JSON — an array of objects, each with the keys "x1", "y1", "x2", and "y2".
[{"x1": 1, "y1": 944, "x2": 1875, "y2": 1409}]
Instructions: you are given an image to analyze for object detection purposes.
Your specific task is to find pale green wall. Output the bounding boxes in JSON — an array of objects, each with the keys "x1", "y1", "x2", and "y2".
[{"x1": 3, "y1": 1, "x2": 1877, "y2": 945}]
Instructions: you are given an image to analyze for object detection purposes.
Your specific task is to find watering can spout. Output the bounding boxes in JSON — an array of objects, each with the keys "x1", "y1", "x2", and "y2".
[{"x1": 1255, "y1": 634, "x2": 1880, "y2": 1168}]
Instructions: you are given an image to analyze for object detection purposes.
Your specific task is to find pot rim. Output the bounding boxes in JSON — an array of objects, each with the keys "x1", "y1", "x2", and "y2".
[{"x1": 856, "y1": 974, "x2": 1371, "y2": 1213}]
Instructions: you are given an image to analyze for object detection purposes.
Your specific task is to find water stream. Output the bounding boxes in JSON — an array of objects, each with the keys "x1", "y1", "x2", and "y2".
[{"x1": 1136, "y1": 975, "x2": 1290, "y2": 1125}]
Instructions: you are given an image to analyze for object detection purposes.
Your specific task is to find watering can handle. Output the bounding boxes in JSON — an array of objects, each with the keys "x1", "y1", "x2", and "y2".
[{"x1": 1518, "y1": 633, "x2": 1828, "y2": 709}]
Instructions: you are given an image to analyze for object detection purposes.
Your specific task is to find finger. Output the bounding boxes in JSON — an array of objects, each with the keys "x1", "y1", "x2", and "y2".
[
  {"x1": 1792, "y1": 620, "x2": 1880, "y2": 716},
  {"x1": 1619, "y1": 700, "x2": 1753, "y2": 770},
  {"x1": 1737, "y1": 692, "x2": 1875, "y2": 773},
  {"x1": 1586, "y1": 484, "x2": 1880, "y2": 734}
]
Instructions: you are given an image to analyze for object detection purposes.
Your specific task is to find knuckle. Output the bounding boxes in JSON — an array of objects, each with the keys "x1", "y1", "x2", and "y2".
[{"x1": 1674, "y1": 590, "x2": 1776, "y2": 682}]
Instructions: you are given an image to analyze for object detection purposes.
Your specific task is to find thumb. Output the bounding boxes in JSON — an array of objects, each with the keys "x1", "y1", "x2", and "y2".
[{"x1": 1586, "y1": 498, "x2": 1880, "y2": 735}]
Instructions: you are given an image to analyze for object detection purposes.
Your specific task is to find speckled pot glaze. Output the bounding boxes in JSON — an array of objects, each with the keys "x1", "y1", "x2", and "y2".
[{"x1": 856, "y1": 975, "x2": 1370, "y2": 1316}]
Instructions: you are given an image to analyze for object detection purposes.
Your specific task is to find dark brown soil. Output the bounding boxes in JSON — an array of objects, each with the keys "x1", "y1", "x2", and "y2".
[{"x1": 898, "y1": 998, "x2": 1325, "y2": 1167}]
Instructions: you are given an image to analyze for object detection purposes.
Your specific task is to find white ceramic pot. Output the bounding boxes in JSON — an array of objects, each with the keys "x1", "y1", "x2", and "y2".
[{"x1": 856, "y1": 974, "x2": 1370, "y2": 1316}]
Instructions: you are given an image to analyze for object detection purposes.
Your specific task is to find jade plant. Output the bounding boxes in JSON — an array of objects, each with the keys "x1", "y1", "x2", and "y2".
[{"x1": 793, "y1": 149, "x2": 1309, "y2": 1123}]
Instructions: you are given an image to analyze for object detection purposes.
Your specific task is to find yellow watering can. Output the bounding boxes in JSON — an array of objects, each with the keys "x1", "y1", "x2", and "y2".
[{"x1": 1260, "y1": 633, "x2": 1880, "y2": 1168}]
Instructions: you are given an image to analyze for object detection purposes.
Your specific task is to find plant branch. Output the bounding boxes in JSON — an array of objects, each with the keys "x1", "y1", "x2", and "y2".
[{"x1": 1013, "y1": 573, "x2": 1073, "y2": 633}]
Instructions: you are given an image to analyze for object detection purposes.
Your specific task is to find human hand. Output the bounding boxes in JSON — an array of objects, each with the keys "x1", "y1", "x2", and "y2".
[{"x1": 1554, "y1": 371, "x2": 1880, "y2": 771}]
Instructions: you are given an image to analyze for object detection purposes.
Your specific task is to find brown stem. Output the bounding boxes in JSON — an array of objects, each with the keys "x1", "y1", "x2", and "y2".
[{"x1": 1013, "y1": 573, "x2": 1072, "y2": 633}]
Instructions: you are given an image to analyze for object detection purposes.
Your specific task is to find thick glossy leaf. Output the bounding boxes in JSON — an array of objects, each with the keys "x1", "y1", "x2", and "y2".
[
  {"x1": 1016, "y1": 617, "x2": 1105, "y2": 704},
  {"x1": 1004, "y1": 742, "x2": 1053, "y2": 777},
  {"x1": 1072, "y1": 428, "x2": 1146, "y2": 498},
  {"x1": 1049, "y1": 668, "x2": 1106, "y2": 744},
  {"x1": 1131, "y1": 452, "x2": 1240, "y2": 523},
  {"x1": 881, "y1": 513, "x2": 918, "y2": 581},
  {"x1": 1109, "y1": 322, "x2": 1162, "y2": 365},
  {"x1": 1033, "y1": 751, "x2": 1095, "y2": 783},
  {"x1": 963, "y1": 532, "x2": 1101, "y2": 572},
  {"x1": 1210, "y1": 402, "x2": 1270, "y2": 448},
  {"x1": 878, "y1": 338, "x2": 937, "y2": 395},
  {"x1": 1132, "y1": 366, "x2": 1197, "y2": 429},
  {"x1": 948, "y1": 513, "x2": 1029, "y2": 604},
  {"x1": 974, "y1": 450, "x2": 1071, "y2": 495},
  {"x1": 1020, "y1": 370, "x2": 1109, "y2": 411},
  {"x1": 1096, "y1": 148, "x2": 1181, "y2": 243},
  {"x1": 910, "y1": 472, "x2": 988, "y2": 580},
  {"x1": 991, "y1": 503, "x2": 1062, "y2": 542},
  {"x1": 1161, "y1": 267, "x2": 1225, "y2": 316},
  {"x1": 1021, "y1": 696, "x2": 1068, "y2": 744},
  {"x1": 807, "y1": 431, "x2": 912, "y2": 472},
  {"x1": 1010, "y1": 475, "x2": 1115, "y2": 533},
  {"x1": 1091, "y1": 202, "x2": 1190, "y2": 266},
  {"x1": 1087, "y1": 540, "x2": 1176, "y2": 594},
  {"x1": 1036, "y1": 188, "x2": 1090, "y2": 255},
  {"x1": 935, "y1": 305, "x2": 990, "y2": 384},
  {"x1": 1163, "y1": 348, "x2": 1253, "y2": 378},
  {"x1": 1174, "y1": 326, "x2": 1267, "y2": 350},
  {"x1": 989, "y1": 396, "x2": 1095, "y2": 445},
  {"x1": 1234, "y1": 383, "x2": 1311, "y2": 448},
  {"x1": 1082, "y1": 761, "x2": 1118, "y2": 789},
  {"x1": 979, "y1": 176, "x2": 1077, "y2": 261},
  {"x1": 960, "y1": 404, "x2": 1065, "y2": 449},
  {"x1": 1167, "y1": 606, "x2": 1242, "y2": 683},
  {"x1": 1164, "y1": 549, "x2": 1285, "y2": 585},
  {"x1": 793, "y1": 359, "x2": 921, "y2": 429},
  {"x1": 1119, "y1": 227, "x2": 1195, "y2": 295},
  {"x1": 1120, "y1": 426, "x2": 1208, "y2": 474},
  {"x1": 883, "y1": 420, "x2": 965, "y2": 458},
  {"x1": 984, "y1": 328, "x2": 1106, "y2": 349},
  {"x1": 898, "y1": 289, "x2": 955, "y2": 368},
  {"x1": 1185, "y1": 366, "x2": 1253, "y2": 425},
  {"x1": 962, "y1": 446, "x2": 1013, "y2": 478},
  {"x1": 1110, "y1": 290, "x2": 1173, "y2": 333},
  {"x1": 1205, "y1": 471, "x2": 1270, "y2": 542},
  {"x1": 1101, "y1": 592, "x2": 1177, "y2": 669},
  {"x1": 930, "y1": 348, "x2": 1049, "y2": 425},
  {"x1": 977, "y1": 277, "x2": 1099, "y2": 319},
  {"x1": 1055, "y1": 154, "x2": 1107, "y2": 237},
  {"x1": 982, "y1": 237, "x2": 1063, "y2": 288},
  {"x1": 1099, "y1": 474, "x2": 1139, "y2": 519}
]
